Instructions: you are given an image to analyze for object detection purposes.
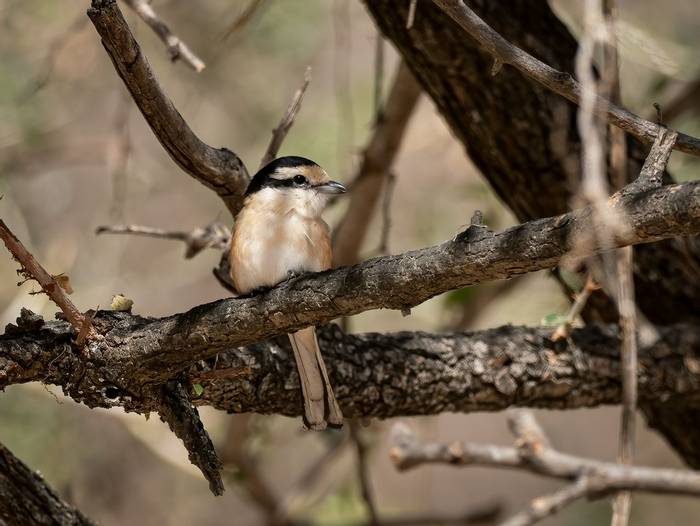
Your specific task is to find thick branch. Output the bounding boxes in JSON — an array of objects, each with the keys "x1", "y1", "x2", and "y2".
[
  {"x1": 0, "y1": 442, "x2": 96, "y2": 526},
  {"x1": 431, "y1": 0, "x2": 700, "y2": 159},
  {"x1": 87, "y1": 0, "x2": 249, "y2": 216},
  {"x1": 2, "y1": 179, "x2": 700, "y2": 414},
  {"x1": 4, "y1": 310, "x2": 700, "y2": 419}
]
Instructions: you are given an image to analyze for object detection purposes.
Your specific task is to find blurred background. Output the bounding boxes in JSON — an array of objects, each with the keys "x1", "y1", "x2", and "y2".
[{"x1": 1, "y1": 0, "x2": 700, "y2": 524}]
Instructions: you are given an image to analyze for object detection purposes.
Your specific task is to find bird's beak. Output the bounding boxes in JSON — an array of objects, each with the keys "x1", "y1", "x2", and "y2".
[{"x1": 316, "y1": 180, "x2": 347, "y2": 194}]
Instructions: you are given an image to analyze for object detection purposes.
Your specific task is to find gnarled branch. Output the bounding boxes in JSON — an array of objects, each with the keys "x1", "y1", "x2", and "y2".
[{"x1": 87, "y1": 0, "x2": 249, "y2": 216}]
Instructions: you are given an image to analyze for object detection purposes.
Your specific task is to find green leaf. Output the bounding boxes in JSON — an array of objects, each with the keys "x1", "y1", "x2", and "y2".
[
  {"x1": 192, "y1": 384, "x2": 204, "y2": 397},
  {"x1": 541, "y1": 313, "x2": 567, "y2": 326}
]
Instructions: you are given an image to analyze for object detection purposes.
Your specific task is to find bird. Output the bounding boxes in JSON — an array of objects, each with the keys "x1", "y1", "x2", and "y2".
[{"x1": 230, "y1": 156, "x2": 346, "y2": 430}]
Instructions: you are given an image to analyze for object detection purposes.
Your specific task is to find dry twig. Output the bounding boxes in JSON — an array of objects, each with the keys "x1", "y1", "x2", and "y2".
[
  {"x1": 350, "y1": 423, "x2": 379, "y2": 526},
  {"x1": 0, "y1": 219, "x2": 94, "y2": 341},
  {"x1": 121, "y1": 0, "x2": 206, "y2": 72},
  {"x1": 431, "y1": 0, "x2": 700, "y2": 159},
  {"x1": 391, "y1": 411, "x2": 700, "y2": 526},
  {"x1": 332, "y1": 62, "x2": 421, "y2": 267},
  {"x1": 95, "y1": 221, "x2": 230, "y2": 259},
  {"x1": 600, "y1": 2, "x2": 634, "y2": 523},
  {"x1": 551, "y1": 274, "x2": 600, "y2": 342},
  {"x1": 259, "y1": 67, "x2": 312, "y2": 168},
  {"x1": 221, "y1": 0, "x2": 268, "y2": 40},
  {"x1": 19, "y1": 14, "x2": 88, "y2": 100}
]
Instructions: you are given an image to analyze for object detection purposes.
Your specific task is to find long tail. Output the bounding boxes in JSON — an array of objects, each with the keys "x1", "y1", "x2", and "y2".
[{"x1": 287, "y1": 327, "x2": 343, "y2": 430}]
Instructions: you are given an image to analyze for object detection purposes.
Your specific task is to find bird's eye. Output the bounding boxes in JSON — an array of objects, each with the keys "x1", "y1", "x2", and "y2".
[{"x1": 293, "y1": 174, "x2": 307, "y2": 185}]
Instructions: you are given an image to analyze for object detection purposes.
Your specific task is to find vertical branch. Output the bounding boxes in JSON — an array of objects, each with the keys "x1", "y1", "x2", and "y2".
[
  {"x1": 603, "y1": 2, "x2": 636, "y2": 525},
  {"x1": 350, "y1": 423, "x2": 379, "y2": 525},
  {"x1": 332, "y1": 0, "x2": 355, "y2": 171},
  {"x1": 108, "y1": 93, "x2": 132, "y2": 221},
  {"x1": 332, "y1": 61, "x2": 421, "y2": 267},
  {"x1": 373, "y1": 33, "x2": 385, "y2": 124}
]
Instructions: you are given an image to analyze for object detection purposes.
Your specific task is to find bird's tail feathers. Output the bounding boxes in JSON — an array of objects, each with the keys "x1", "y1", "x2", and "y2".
[{"x1": 288, "y1": 327, "x2": 343, "y2": 430}]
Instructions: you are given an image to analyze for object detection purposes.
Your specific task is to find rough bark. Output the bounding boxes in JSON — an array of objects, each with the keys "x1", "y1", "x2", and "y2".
[
  {"x1": 0, "y1": 443, "x2": 96, "y2": 526},
  {"x1": 3, "y1": 313, "x2": 700, "y2": 419},
  {"x1": 362, "y1": 0, "x2": 700, "y2": 466},
  {"x1": 2, "y1": 180, "x2": 699, "y2": 411}
]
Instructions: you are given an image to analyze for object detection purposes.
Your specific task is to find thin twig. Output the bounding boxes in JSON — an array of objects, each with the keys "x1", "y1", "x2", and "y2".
[
  {"x1": 601, "y1": 2, "x2": 634, "y2": 525},
  {"x1": 350, "y1": 423, "x2": 379, "y2": 526},
  {"x1": 373, "y1": 33, "x2": 385, "y2": 124},
  {"x1": 259, "y1": 67, "x2": 312, "y2": 169},
  {"x1": 18, "y1": 14, "x2": 88, "y2": 101},
  {"x1": 95, "y1": 221, "x2": 230, "y2": 259},
  {"x1": 500, "y1": 478, "x2": 591, "y2": 526},
  {"x1": 332, "y1": 62, "x2": 421, "y2": 267},
  {"x1": 121, "y1": 0, "x2": 206, "y2": 72},
  {"x1": 551, "y1": 274, "x2": 599, "y2": 341},
  {"x1": 431, "y1": 0, "x2": 700, "y2": 159},
  {"x1": 221, "y1": 0, "x2": 267, "y2": 41},
  {"x1": 0, "y1": 219, "x2": 94, "y2": 340},
  {"x1": 108, "y1": 92, "x2": 131, "y2": 221},
  {"x1": 406, "y1": 0, "x2": 418, "y2": 29}
]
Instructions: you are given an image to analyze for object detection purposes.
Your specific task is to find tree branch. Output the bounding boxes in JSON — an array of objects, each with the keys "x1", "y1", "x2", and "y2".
[
  {"x1": 391, "y1": 410, "x2": 700, "y2": 526},
  {"x1": 431, "y1": 0, "x2": 700, "y2": 159},
  {"x1": 0, "y1": 442, "x2": 96, "y2": 526},
  {"x1": 332, "y1": 61, "x2": 421, "y2": 267},
  {"x1": 259, "y1": 67, "x2": 312, "y2": 169},
  {"x1": 2, "y1": 177, "x2": 700, "y2": 413},
  {"x1": 87, "y1": 0, "x2": 249, "y2": 216},
  {"x1": 95, "y1": 221, "x2": 230, "y2": 259},
  {"x1": 121, "y1": 0, "x2": 205, "y2": 72},
  {"x1": 4, "y1": 309, "x2": 700, "y2": 419},
  {"x1": 0, "y1": 219, "x2": 93, "y2": 341}
]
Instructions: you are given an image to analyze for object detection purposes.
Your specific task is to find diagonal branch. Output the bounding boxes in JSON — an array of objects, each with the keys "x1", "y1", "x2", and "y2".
[
  {"x1": 259, "y1": 67, "x2": 312, "y2": 168},
  {"x1": 87, "y1": 0, "x2": 249, "y2": 216},
  {"x1": 0, "y1": 219, "x2": 93, "y2": 340},
  {"x1": 121, "y1": 0, "x2": 206, "y2": 72},
  {"x1": 431, "y1": 0, "x2": 700, "y2": 159},
  {"x1": 0, "y1": 442, "x2": 96, "y2": 526}
]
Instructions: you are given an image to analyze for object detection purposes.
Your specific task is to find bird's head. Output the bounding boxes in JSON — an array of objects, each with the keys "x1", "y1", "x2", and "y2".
[{"x1": 243, "y1": 156, "x2": 346, "y2": 217}]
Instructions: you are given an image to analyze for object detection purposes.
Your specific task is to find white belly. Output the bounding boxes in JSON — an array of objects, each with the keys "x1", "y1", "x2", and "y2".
[{"x1": 231, "y1": 212, "x2": 326, "y2": 294}]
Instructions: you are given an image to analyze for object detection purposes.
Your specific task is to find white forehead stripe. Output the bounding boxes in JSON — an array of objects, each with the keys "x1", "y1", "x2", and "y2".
[{"x1": 270, "y1": 166, "x2": 304, "y2": 180}]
